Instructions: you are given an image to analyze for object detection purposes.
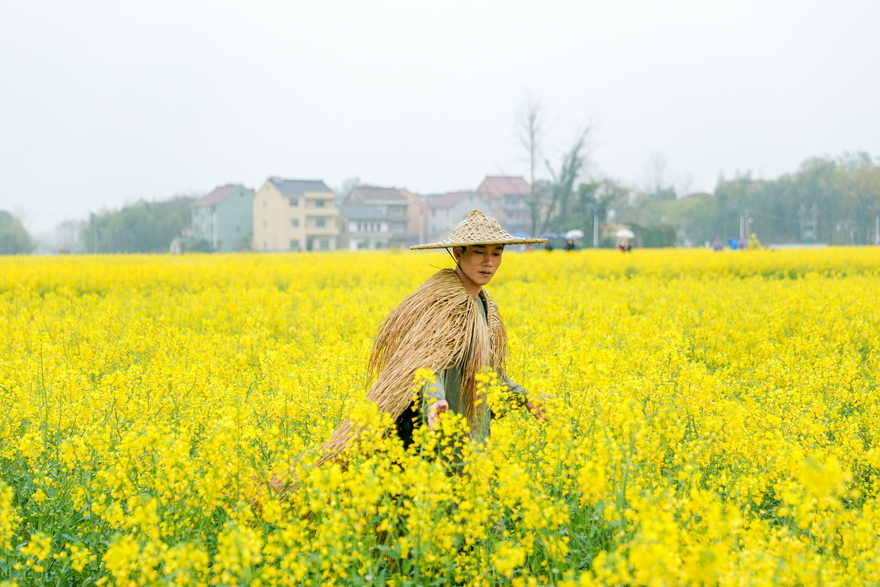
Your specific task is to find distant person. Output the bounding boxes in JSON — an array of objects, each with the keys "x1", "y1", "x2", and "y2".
[
  {"x1": 737, "y1": 235, "x2": 747, "y2": 251},
  {"x1": 544, "y1": 241, "x2": 554, "y2": 252},
  {"x1": 712, "y1": 237, "x2": 724, "y2": 252},
  {"x1": 563, "y1": 239, "x2": 576, "y2": 251},
  {"x1": 728, "y1": 237, "x2": 738, "y2": 250},
  {"x1": 617, "y1": 239, "x2": 631, "y2": 252},
  {"x1": 749, "y1": 233, "x2": 762, "y2": 251}
]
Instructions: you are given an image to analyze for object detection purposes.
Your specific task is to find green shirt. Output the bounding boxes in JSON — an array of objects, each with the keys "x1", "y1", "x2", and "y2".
[{"x1": 423, "y1": 292, "x2": 527, "y2": 440}]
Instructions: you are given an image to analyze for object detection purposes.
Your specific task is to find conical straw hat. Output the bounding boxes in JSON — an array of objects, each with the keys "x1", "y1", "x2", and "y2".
[{"x1": 410, "y1": 210, "x2": 547, "y2": 250}]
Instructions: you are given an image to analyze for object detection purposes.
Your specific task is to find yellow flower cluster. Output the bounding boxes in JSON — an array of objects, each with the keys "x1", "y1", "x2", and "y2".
[{"x1": 0, "y1": 247, "x2": 879, "y2": 585}]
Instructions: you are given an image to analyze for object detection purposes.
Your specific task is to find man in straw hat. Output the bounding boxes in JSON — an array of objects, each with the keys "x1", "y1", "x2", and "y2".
[{"x1": 272, "y1": 211, "x2": 546, "y2": 494}]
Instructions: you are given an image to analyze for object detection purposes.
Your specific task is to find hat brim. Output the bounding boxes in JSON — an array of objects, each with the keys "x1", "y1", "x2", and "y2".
[{"x1": 410, "y1": 237, "x2": 547, "y2": 250}]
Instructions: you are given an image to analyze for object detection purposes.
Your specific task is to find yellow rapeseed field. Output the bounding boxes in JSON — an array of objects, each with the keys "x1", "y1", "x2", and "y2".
[{"x1": 1, "y1": 248, "x2": 879, "y2": 586}]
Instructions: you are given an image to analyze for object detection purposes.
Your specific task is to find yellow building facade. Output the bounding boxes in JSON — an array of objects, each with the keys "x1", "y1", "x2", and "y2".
[{"x1": 252, "y1": 178, "x2": 340, "y2": 252}]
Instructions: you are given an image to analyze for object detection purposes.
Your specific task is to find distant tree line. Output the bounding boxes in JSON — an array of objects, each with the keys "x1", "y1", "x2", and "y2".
[
  {"x1": 514, "y1": 98, "x2": 880, "y2": 248},
  {"x1": 623, "y1": 152, "x2": 880, "y2": 246},
  {"x1": 82, "y1": 196, "x2": 195, "y2": 253},
  {"x1": 531, "y1": 152, "x2": 880, "y2": 249},
  {"x1": 0, "y1": 211, "x2": 33, "y2": 254}
]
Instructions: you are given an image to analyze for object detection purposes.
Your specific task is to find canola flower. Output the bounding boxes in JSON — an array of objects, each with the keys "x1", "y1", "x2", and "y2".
[{"x1": 0, "y1": 248, "x2": 879, "y2": 585}]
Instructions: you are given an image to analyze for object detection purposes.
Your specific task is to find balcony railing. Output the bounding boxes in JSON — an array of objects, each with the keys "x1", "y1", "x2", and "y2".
[{"x1": 305, "y1": 224, "x2": 340, "y2": 235}]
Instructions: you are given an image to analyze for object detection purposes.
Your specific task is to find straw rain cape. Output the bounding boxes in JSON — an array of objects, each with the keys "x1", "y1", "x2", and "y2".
[{"x1": 315, "y1": 268, "x2": 508, "y2": 466}]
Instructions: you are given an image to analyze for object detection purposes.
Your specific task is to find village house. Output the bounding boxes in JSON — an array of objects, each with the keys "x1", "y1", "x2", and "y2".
[
  {"x1": 404, "y1": 189, "x2": 429, "y2": 247},
  {"x1": 190, "y1": 184, "x2": 254, "y2": 252},
  {"x1": 338, "y1": 186, "x2": 427, "y2": 249},
  {"x1": 337, "y1": 205, "x2": 391, "y2": 250},
  {"x1": 476, "y1": 176, "x2": 533, "y2": 236},
  {"x1": 253, "y1": 178, "x2": 340, "y2": 252}
]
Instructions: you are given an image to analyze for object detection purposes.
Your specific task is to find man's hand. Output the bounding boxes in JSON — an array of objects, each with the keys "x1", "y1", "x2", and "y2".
[
  {"x1": 526, "y1": 397, "x2": 549, "y2": 422},
  {"x1": 428, "y1": 399, "x2": 449, "y2": 430}
]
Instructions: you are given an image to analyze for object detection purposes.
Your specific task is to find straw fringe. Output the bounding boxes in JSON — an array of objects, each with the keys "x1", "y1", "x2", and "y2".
[{"x1": 314, "y1": 268, "x2": 507, "y2": 467}]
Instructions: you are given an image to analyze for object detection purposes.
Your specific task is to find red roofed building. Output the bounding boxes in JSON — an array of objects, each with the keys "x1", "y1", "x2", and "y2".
[
  {"x1": 339, "y1": 186, "x2": 427, "y2": 248},
  {"x1": 476, "y1": 176, "x2": 533, "y2": 236}
]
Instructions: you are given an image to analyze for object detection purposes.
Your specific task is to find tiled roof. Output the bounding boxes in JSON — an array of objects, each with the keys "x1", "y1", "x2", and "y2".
[
  {"x1": 192, "y1": 184, "x2": 249, "y2": 206},
  {"x1": 349, "y1": 186, "x2": 408, "y2": 203},
  {"x1": 422, "y1": 193, "x2": 444, "y2": 205},
  {"x1": 482, "y1": 176, "x2": 531, "y2": 195},
  {"x1": 269, "y1": 178, "x2": 332, "y2": 196},
  {"x1": 428, "y1": 191, "x2": 471, "y2": 210},
  {"x1": 339, "y1": 205, "x2": 386, "y2": 221}
]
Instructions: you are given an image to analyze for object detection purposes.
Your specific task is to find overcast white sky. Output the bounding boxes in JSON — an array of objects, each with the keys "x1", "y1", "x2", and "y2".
[{"x1": 2, "y1": 0, "x2": 879, "y2": 234}]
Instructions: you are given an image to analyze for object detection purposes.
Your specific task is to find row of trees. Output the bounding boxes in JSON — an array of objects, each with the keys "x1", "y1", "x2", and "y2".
[
  {"x1": 514, "y1": 98, "x2": 880, "y2": 248},
  {"x1": 514, "y1": 99, "x2": 679, "y2": 248},
  {"x1": 625, "y1": 153, "x2": 880, "y2": 246},
  {"x1": 80, "y1": 196, "x2": 195, "y2": 253},
  {"x1": 0, "y1": 197, "x2": 196, "y2": 255},
  {"x1": 0, "y1": 211, "x2": 33, "y2": 254}
]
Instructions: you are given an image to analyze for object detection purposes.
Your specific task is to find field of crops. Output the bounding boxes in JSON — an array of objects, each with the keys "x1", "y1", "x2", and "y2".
[{"x1": 1, "y1": 248, "x2": 879, "y2": 586}]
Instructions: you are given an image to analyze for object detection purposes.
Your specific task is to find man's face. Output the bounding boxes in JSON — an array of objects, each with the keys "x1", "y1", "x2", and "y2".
[{"x1": 454, "y1": 244, "x2": 504, "y2": 287}]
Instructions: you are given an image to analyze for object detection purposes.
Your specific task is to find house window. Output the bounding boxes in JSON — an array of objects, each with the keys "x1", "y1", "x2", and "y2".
[
  {"x1": 391, "y1": 222, "x2": 405, "y2": 232},
  {"x1": 316, "y1": 218, "x2": 326, "y2": 228},
  {"x1": 263, "y1": 200, "x2": 267, "y2": 209},
  {"x1": 319, "y1": 238, "x2": 329, "y2": 250},
  {"x1": 315, "y1": 200, "x2": 325, "y2": 208},
  {"x1": 290, "y1": 218, "x2": 299, "y2": 228},
  {"x1": 290, "y1": 239, "x2": 299, "y2": 250},
  {"x1": 290, "y1": 198, "x2": 299, "y2": 207},
  {"x1": 263, "y1": 221, "x2": 267, "y2": 229},
  {"x1": 263, "y1": 242, "x2": 267, "y2": 251}
]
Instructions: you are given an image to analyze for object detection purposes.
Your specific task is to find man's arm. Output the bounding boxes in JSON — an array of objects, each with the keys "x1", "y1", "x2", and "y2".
[{"x1": 503, "y1": 375, "x2": 546, "y2": 421}]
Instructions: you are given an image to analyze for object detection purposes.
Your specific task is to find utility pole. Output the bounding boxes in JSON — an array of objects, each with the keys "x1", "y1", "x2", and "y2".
[
  {"x1": 586, "y1": 203, "x2": 599, "y2": 248},
  {"x1": 731, "y1": 205, "x2": 746, "y2": 239},
  {"x1": 869, "y1": 205, "x2": 880, "y2": 245}
]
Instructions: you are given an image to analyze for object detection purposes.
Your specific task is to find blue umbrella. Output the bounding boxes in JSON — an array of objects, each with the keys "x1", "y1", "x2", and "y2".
[
  {"x1": 540, "y1": 232, "x2": 557, "y2": 239},
  {"x1": 511, "y1": 233, "x2": 530, "y2": 239}
]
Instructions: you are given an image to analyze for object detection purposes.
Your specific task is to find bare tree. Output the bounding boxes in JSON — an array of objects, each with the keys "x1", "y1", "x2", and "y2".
[
  {"x1": 645, "y1": 152, "x2": 670, "y2": 195},
  {"x1": 677, "y1": 173, "x2": 694, "y2": 199},
  {"x1": 539, "y1": 126, "x2": 591, "y2": 235},
  {"x1": 55, "y1": 219, "x2": 88, "y2": 253},
  {"x1": 642, "y1": 151, "x2": 676, "y2": 201},
  {"x1": 515, "y1": 95, "x2": 544, "y2": 236}
]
